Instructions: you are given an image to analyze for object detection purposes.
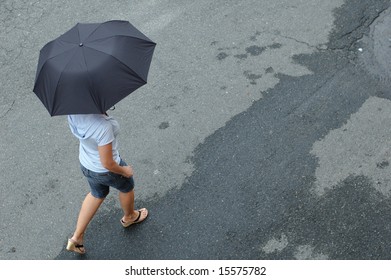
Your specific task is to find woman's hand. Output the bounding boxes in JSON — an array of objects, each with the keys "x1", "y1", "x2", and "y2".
[
  {"x1": 122, "y1": 165, "x2": 133, "y2": 178},
  {"x1": 98, "y1": 142, "x2": 133, "y2": 177}
]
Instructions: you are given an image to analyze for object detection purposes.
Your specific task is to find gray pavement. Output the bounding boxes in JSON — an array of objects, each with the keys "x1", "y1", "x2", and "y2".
[{"x1": 1, "y1": 0, "x2": 391, "y2": 260}]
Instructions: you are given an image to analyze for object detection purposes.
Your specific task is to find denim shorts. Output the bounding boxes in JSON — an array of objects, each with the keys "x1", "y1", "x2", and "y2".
[{"x1": 80, "y1": 159, "x2": 134, "y2": 199}]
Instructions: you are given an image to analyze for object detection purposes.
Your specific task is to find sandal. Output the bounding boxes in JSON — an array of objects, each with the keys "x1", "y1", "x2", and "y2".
[
  {"x1": 121, "y1": 208, "x2": 148, "y2": 228},
  {"x1": 66, "y1": 239, "x2": 86, "y2": 254}
]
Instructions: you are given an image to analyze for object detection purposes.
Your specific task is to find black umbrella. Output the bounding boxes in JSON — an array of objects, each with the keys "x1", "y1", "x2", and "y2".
[{"x1": 33, "y1": 20, "x2": 156, "y2": 116}]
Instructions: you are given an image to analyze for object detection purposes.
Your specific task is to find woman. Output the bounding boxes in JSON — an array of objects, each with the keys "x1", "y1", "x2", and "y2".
[{"x1": 66, "y1": 113, "x2": 148, "y2": 254}]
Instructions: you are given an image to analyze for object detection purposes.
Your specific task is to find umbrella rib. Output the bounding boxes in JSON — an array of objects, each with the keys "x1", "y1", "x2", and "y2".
[
  {"x1": 83, "y1": 44, "x2": 146, "y2": 83},
  {"x1": 41, "y1": 45, "x2": 76, "y2": 62},
  {"x1": 82, "y1": 22, "x2": 104, "y2": 43},
  {"x1": 76, "y1": 23, "x2": 81, "y2": 43},
  {"x1": 81, "y1": 20, "x2": 143, "y2": 43},
  {"x1": 86, "y1": 34, "x2": 154, "y2": 45},
  {"x1": 35, "y1": 46, "x2": 77, "y2": 84},
  {"x1": 80, "y1": 47, "x2": 101, "y2": 112},
  {"x1": 51, "y1": 48, "x2": 79, "y2": 113}
]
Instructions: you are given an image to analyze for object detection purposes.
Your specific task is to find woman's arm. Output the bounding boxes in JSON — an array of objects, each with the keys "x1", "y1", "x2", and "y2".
[{"x1": 98, "y1": 142, "x2": 133, "y2": 178}]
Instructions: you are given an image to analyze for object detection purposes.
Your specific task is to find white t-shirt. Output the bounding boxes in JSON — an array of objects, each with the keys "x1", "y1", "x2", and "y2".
[{"x1": 68, "y1": 114, "x2": 121, "y2": 173}]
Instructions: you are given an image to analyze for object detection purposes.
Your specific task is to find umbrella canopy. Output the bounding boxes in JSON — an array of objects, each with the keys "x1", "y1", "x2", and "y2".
[{"x1": 33, "y1": 20, "x2": 156, "y2": 116}]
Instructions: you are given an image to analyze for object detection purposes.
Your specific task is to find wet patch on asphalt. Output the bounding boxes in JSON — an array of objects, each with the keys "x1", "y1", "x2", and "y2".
[
  {"x1": 216, "y1": 37, "x2": 283, "y2": 62},
  {"x1": 257, "y1": 175, "x2": 391, "y2": 259},
  {"x1": 56, "y1": 0, "x2": 391, "y2": 260},
  {"x1": 311, "y1": 97, "x2": 391, "y2": 197}
]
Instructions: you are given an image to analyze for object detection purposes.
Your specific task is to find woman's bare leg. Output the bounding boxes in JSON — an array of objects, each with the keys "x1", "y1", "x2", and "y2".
[
  {"x1": 70, "y1": 192, "x2": 104, "y2": 245},
  {"x1": 119, "y1": 190, "x2": 147, "y2": 223}
]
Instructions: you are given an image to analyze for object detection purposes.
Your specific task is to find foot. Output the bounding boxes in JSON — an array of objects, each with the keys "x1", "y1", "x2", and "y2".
[
  {"x1": 66, "y1": 238, "x2": 86, "y2": 254},
  {"x1": 121, "y1": 208, "x2": 148, "y2": 228}
]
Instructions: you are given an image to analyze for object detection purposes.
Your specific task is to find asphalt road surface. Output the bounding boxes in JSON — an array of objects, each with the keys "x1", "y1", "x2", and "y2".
[{"x1": 1, "y1": 0, "x2": 391, "y2": 260}]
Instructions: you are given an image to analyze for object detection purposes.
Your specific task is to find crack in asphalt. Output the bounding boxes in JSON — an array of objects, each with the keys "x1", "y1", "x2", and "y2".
[
  {"x1": 273, "y1": 33, "x2": 325, "y2": 51},
  {"x1": 0, "y1": 100, "x2": 16, "y2": 119},
  {"x1": 328, "y1": 0, "x2": 390, "y2": 50},
  {"x1": 336, "y1": 11, "x2": 386, "y2": 49}
]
